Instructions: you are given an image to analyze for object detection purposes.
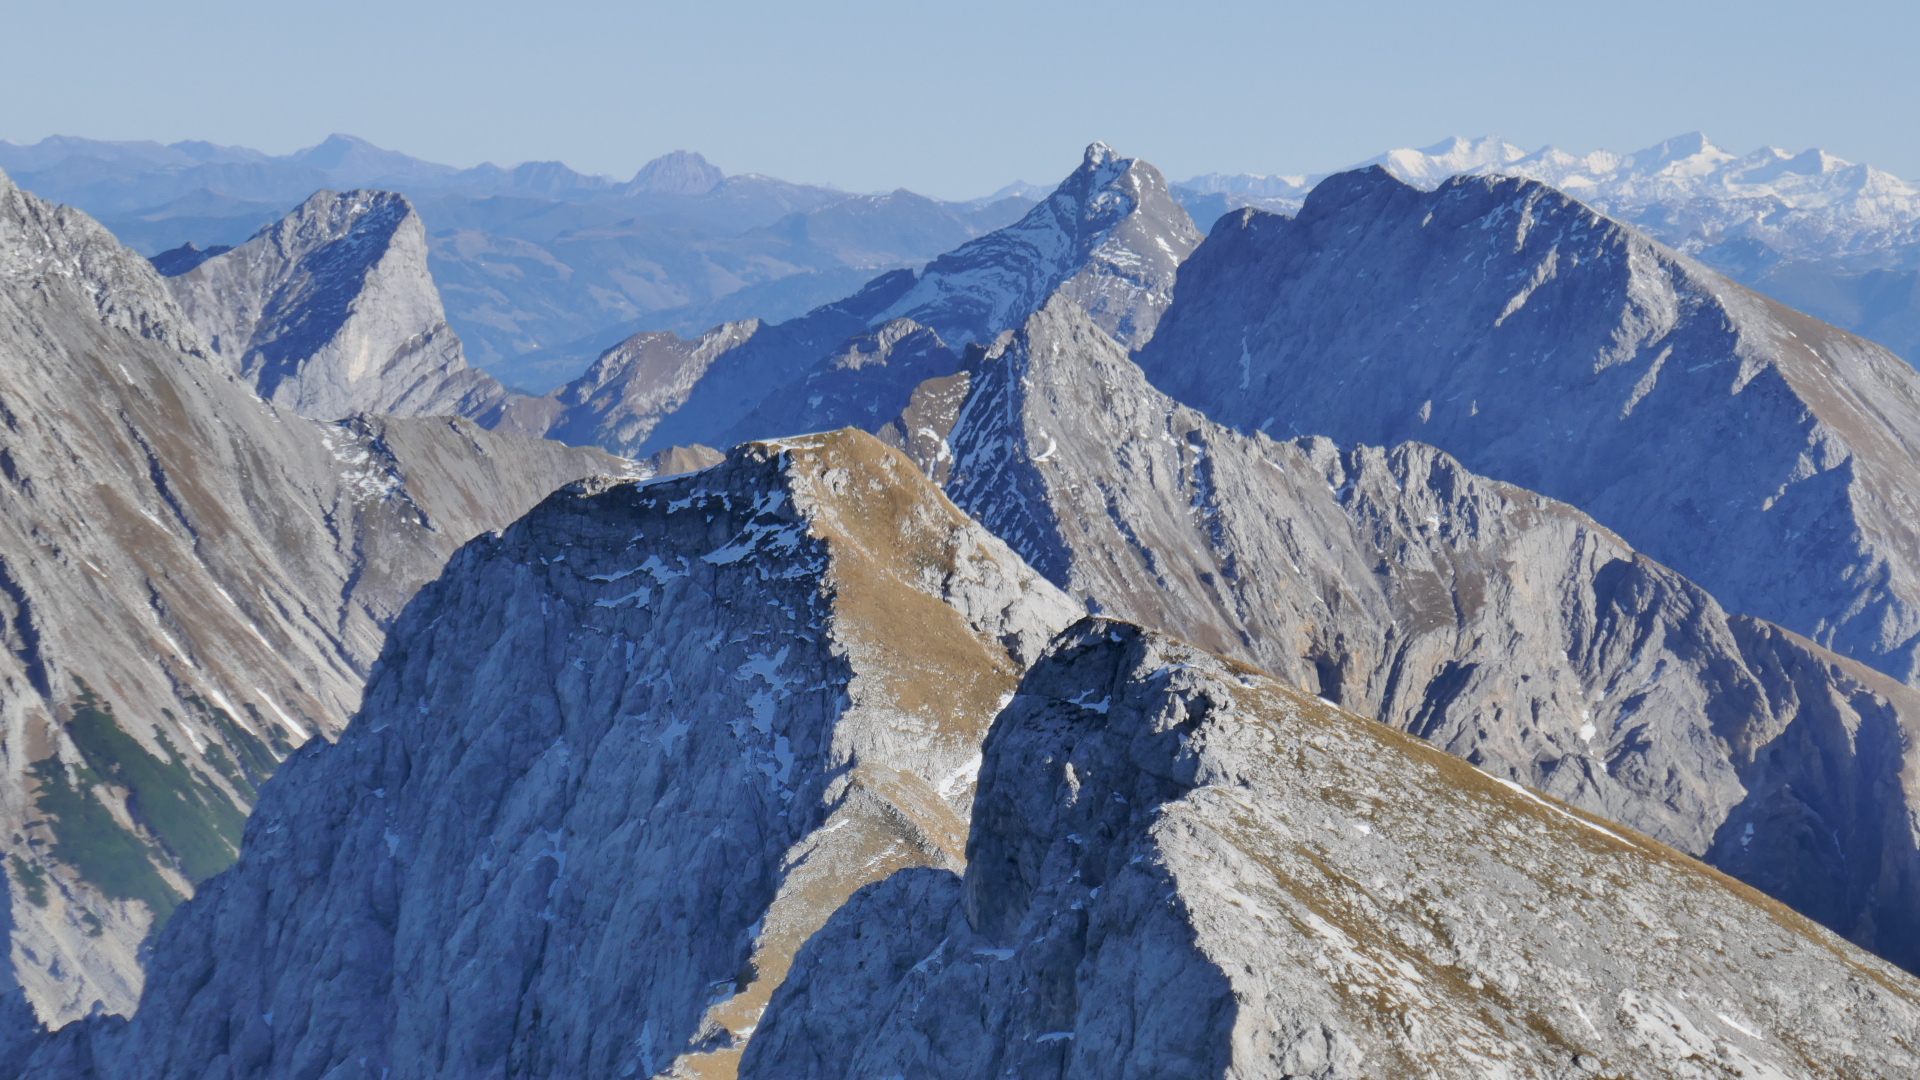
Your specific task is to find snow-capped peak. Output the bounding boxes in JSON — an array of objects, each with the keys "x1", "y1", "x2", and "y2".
[
  {"x1": 1365, "y1": 135, "x2": 1530, "y2": 185},
  {"x1": 1180, "y1": 133, "x2": 1920, "y2": 263}
]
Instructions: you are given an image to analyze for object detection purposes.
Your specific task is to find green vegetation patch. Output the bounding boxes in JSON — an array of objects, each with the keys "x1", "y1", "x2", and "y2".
[
  {"x1": 8, "y1": 856, "x2": 47, "y2": 909},
  {"x1": 27, "y1": 754, "x2": 181, "y2": 921},
  {"x1": 28, "y1": 685, "x2": 253, "y2": 924}
]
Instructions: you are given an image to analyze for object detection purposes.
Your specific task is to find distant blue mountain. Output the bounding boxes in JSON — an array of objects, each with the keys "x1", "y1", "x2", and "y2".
[{"x1": 0, "y1": 135, "x2": 1040, "y2": 390}]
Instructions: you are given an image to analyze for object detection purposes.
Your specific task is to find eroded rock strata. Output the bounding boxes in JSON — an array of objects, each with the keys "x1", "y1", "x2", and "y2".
[{"x1": 1138, "y1": 169, "x2": 1920, "y2": 688}]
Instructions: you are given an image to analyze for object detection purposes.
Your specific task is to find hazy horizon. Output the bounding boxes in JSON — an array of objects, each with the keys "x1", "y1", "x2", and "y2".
[{"x1": 5, "y1": 0, "x2": 1916, "y2": 201}]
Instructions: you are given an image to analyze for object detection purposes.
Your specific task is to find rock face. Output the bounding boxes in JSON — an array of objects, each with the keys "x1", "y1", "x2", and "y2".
[
  {"x1": 166, "y1": 189, "x2": 521, "y2": 421},
  {"x1": 36, "y1": 430, "x2": 1076, "y2": 1079},
  {"x1": 530, "y1": 318, "x2": 762, "y2": 455},
  {"x1": 740, "y1": 619, "x2": 1920, "y2": 1080},
  {"x1": 146, "y1": 242, "x2": 229, "y2": 277},
  {"x1": 724, "y1": 319, "x2": 959, "y2": 448},
  {"x1": 1137, "y1": 169, "x2": 1920, "y2": 688},
  {"x1": 900, "y1": 295, "x2": 1920, "y2": 971},
  {"x1": 529, "y1": 143, "x2": 1198, "y2": 459},
  {"x1": 515, "y1": 270, "x2": 917, "y2": 457},
  {"x1": 0, "y1": 168, "x2": 627, "y2": 1026}
]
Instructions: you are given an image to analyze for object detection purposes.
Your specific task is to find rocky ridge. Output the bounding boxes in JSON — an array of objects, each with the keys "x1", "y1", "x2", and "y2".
[
  {"x1": 26, "y1": 430, "x2": 1075, "y2": 1079},
  {"x1": 869, "y1": 142, "x2": 1200, "y2": 353},
  {"x1": 1178, "y1": 132, "x2": 1920, "y2": 256},
  {"x1": 524, "y1": 143, "x2": 1197, "y2": 459},
  {"x1": 0, "y1": 167, "x2": 628, "y2": 1027},
  {"x1": 741, "y1": 619, "x2": 1920, "y2": 1079},
  {"x1": 1138, "y1": 169, "x2": 1920, "y2": 689},
  {"x1": 0, "y1": 136, "x2": 1046, "y2": 390},
  {"x1": 722, "y1": 319, "x2": 959, "y2": 450},
  {"x1": 165, "y1": 189, "x2": 523, "y2": 422},
  {"x1": 1178, "y1": 132, "x2": 1920, "y2": 370},
  {"x1": 889, "y1": 294, "x2": 1920, "y2": 972},
  {"x1": 525, "y1": 319, "x2": 762, "y2": 455}
]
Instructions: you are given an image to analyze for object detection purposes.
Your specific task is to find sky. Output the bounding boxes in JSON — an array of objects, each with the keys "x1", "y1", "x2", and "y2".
[{"x1": 4, "y1": 0, "x2": 1917, "y2": 199}]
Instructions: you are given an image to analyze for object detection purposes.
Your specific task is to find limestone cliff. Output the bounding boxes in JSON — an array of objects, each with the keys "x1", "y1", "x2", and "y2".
[{"x1": 1138, "y1": 169, "x2": 1920, "y2": 689}]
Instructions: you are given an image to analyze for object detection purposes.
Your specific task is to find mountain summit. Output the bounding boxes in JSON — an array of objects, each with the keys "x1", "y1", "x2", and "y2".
[
  {"x1": 872, "y1": 141, "x2": 1200, "y2": 351},
  {"x1": 1140, "y1": 167, "x2": 1920, "y2": 686},
  {"x1": 516, "y1": 142, "x2": 1201, "y2": 458},
  {"x1": 622, "y1": 149, "x2": 725, "y2": 195},
  {"x1": 166, "y1": 189, "x2": 520, "y2": 421}
]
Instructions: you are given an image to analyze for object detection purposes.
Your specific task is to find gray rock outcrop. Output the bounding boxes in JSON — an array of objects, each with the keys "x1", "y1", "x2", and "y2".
[
  {"x1": 742, "y1": 619, "x2": 1920, "y2": 1079},
  {"x1": 900, "y1": 294, "x2": 1920, "y2": 972},
  {"x1": 30, "y1": 430, "x2": 1075, "y2": 1078},
  {"x1": 0, "y1": 168, "x2": 628, "y2": 1025},
  {"x1": 166, "y1": 189, "x2": 522, "y2": 421},
  {"x1": 1136, "y1": 169, "x2": 1920, "y2": 689},
  {"x1": 511, "y1": 269, "x2": 918, "y2": 457}
]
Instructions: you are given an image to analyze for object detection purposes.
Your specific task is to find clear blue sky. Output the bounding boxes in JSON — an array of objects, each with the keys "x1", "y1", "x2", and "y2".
[{"x1": 6, "y1": 0, "x2": 1916, "y2": 198}]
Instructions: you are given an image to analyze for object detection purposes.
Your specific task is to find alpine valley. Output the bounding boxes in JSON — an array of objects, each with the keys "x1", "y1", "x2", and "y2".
[{"x1": 0, "y1": 124, "x2": 1917, "y2": 1080}]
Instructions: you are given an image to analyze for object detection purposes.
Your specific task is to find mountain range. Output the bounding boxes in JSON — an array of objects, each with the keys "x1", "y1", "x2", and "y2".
[
  {"x1": 12, "y1": 129, "x2": 1917, "y2": 397},
  {"x1": 5, "y1": 125, "x2": 1920, "y2": 1079},
  {"x1": 0, "y1": 135, "x2": 1038, "y2": 391}
]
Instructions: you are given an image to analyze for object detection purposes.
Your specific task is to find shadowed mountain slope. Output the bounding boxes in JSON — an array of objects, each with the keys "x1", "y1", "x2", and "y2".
[
  {"x1": 1138, "y1": 169, "x2": 1920, "y2": 690},
  {"x1": 165, "y1": 190, "x2": 522, "y2": 422},
  {"x1": 23, "y1": 431, "x2": 1075, "y2": 1078},
  {"x1": 522, "y1": 142, "x2": 1199, "y2": 459},
  {"x1": 891, "y1": 294, "x2": 1920, "y2": 972}
]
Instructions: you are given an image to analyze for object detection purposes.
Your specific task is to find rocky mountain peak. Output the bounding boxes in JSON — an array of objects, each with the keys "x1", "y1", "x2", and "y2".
[
  {"x1": 625, "y1": 149, "x2": 725, "y2": 195},
  {"x1": 166, "y1": 188, "x2": 519, "y2": 421},
  {"x1": 0, "y1": 164, "x2": 204, "y2": 352},
  {"x1": 1631, "y1": 129, "x2": 1730, "y2": 171},
  {"x1": 281, "y1": 134, "x2": 458, "y2": 188},
  {"x1": 147, "y1": 240, "x2": 231, "y2": 277},
  {"x1": 871, "y1": 140, "x2": 1200, "y2": 351},
  {"x1": 518, "y1": 145, "x2": 1201, "y2": 461},
  {"x1": 892, "y1": 289, "x2": 1920, "y2": 975},
  {"x1": 0, "y1": 174, "x2": 628, "y2": 1029},
  {"x1": 286, "y1": 133, "x2": 382, "y2": 169},
  {"x1": 1079, "y1": 139, "x2": 1120, "y2": 171},
  {"x1": 1139, "y1": 166, "x2": 1920, "y2": 689},
  {"x1": 539, "y1": 318, "x2": 763, "y2": 454}
]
